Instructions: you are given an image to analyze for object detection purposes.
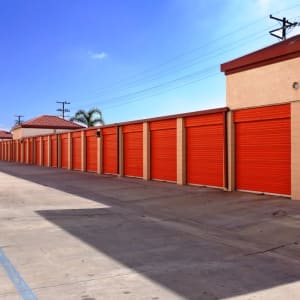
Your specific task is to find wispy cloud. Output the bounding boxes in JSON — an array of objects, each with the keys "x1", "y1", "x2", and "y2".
[
  {"x1": 88, "y1": 51, "x2": 108, "y2": 60},
  {"x1": 257, "y1": 0, "x2": 272, "y2": 10}
]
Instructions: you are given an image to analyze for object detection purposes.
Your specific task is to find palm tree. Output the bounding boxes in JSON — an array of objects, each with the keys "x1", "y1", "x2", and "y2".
[{"x1": 70, "y1": 108, "x2": 104, "y2": 127}]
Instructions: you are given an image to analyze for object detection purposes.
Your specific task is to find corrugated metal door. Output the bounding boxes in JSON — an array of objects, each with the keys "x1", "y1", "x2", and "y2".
[
  {"x1": 43, "y1": 136, "x2": 48, "y2": 166},
  {"x1": 51, "y1": 135, "x2": 57, "y2": 167},
  {"x1": 86, "y1": 129, "x2": 97, "y2": 172},
  {"x1": 123, "y1": 123, "x2": 143, "y2": 177},
  {"x1": 235, "y1": 104, "x2": 291, "y2": 196},
  {"x1": 61, "y1": 133, "x2": 69, "y2": 169},
  {"x1": 24, "y1": 139, "x2": 28, "y2": 163},
  {"x1": 35, "y1": 138, "x2": 41, "y2": 165},
  {"x1": 72, "y1": 132, "x2": 81, "y2": 170},
  {"x1": 28, "y1": 139, "x2": 33, "y2": 164},
  {"x1": 18, "y1": 141, "x2": 21, "y2": 162},
  {"x1": 103, "y1": 127, "x2": 118, "y2": 174},
  {"x1": 150, "y1": 119, "x2": 176, "y2": 182},
  {"x1": 186, "y1": 112, "x2": 225, "y2": 187}
]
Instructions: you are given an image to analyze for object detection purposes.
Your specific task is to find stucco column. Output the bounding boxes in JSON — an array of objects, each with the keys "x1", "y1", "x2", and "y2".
[
  {"x1": 291, "y1": 101, "x2": 300, "y2": 200},
  {"x1": 81, "y1": 131, "x2": 86, "y2": 172},
  {"x1": 1, "y1": 142, "x2": 3, "y2": 160},
  {"x1": 7, "y1": 141, "x2": 11, "y2": 161},
  {"x1": 40, "y1": 136, "x2": 43, "y2": 166},
  {"x1": 177, "y1": 118, "x2": 186, "y2": 185},
  {"x1": 57, "y1": 135, "x2": 61, "y2": 168},
  {"x1": 26, "y1": 139, "x2": 29, "y2": 164},
  {"x1": 68, "y1": 132, "x2": 72, "y2": 170},
  {"x1": 226, "y1": 110, "x2": 235, "y2": 192},
  {"x1": 47, "y1": 136, "x2": 51, "y2": 167},
  {"x1": 97, "y1": 130, "x2": 103, "y2": 174},
  {"x1": 118, "y1": 126, "x2": 124, "y2": 177},
  {"x1": 143, "y1": 122, "x2": 150, "y2": 180}
]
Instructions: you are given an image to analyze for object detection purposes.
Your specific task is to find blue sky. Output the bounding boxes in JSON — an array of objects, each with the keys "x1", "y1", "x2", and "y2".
[{"x1": 1, "y1": 0, "x2": 300, "y2": 130}]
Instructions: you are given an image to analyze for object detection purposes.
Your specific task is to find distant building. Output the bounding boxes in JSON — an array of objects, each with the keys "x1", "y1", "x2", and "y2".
[
  {"x1": 12, "y1": 115, "x2": 83, "y2": 139},
  {"x1": 0, "y1": 130, "x2": 12, "y2": 141}
]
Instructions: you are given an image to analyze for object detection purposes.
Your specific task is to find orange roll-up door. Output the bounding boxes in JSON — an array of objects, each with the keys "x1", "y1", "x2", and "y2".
[
  {"x1": 150, "y1": 119, "x2": 176, "y2": 182},
  {"x1": 86, "y1": 129, "x2": 97, "y2": 172},
  {"x1": 35, "y1": 138, "x2": 41, "y2": 165},
  {"x1": 43, "y1": 136, "x2": 49, "y2": 166},
  {"x1": 11, "y1": 141, "x2": 16, "y2": 161},
  {"x1": 28, "y1": 139, "x2": 33, "y2": 164},
  {"x1": 234, "y1": 104, "x2": 291, "y2": 196},
  {"x1": 18, "y1": 141, "x2": 21, "y2": 162},
  {"x1": 185, "y1": 112, "x2": 225, "y2": 187},
  {"x1": 24, "y1": 139, "x2": 28, "y2": 163},
  {"x1": 123, "y1": 123, "x2": 143, "y2": 178},
  {"x1": 72, "y1": 131, "x2": 81, "y2": 170},
  {"x1": 103, "y1": 127, "x2": 118, "y2": 174},
  {"x1": 61, "y1": 133, "x2": 69, "y2": 169},
  {"x1": 51, "y1": 135, "x2": 57, "y2": 167}
]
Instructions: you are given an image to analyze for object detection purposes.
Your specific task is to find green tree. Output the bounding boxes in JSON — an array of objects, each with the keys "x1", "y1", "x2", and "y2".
[{"x1": 70, "y1": 108, "x2": 104, "y2": 127}]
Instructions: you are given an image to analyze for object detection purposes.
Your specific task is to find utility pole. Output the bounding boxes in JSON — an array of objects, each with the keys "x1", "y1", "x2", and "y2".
[
  {"x1": 15, "y1": 115, "x2": 24, "y2": 125},
  {"x1": 269, "y1": 15, "x2": 298, "y2": 41},
  {"x1": 56, "y1": 101, "x2": 70, "y2": 119}
]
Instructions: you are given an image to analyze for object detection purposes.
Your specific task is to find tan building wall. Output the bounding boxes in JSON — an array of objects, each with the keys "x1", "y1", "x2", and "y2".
[
  {"x1": 291, "y1": 101, "x2": 300, "y2": 200},
  {"x1": 226, "y1": 57, "x2": 300, "y2": 109},
  {"x1": 13, "y1": 128, "x2": 72, "y2": 140}
]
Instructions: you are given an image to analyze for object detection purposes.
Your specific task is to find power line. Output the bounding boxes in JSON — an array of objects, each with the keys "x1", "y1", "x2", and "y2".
[
  {"x1": 69, "y1": 6, "x2": 300, "y2": 114},
  {"x1": 72, "y1": 29, "x2": 269, "y2": 110},
  {"x1": 70, "y1": 5, "x2": 300, "y2": 105},
  {"x1": 101, "y1": 71, "x2": 220, "y2": 111},
  {"x1": 56, "y1": 101, "x2": 71, "y2": 119}
]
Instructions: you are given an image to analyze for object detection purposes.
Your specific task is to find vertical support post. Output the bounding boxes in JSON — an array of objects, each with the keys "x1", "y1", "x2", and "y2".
[
  {"x1": 226, "y1": 110, "x2": 235, "y2": 192},
  {"x1": 291, "y1": 101, "x2": 300, "y2": 200},
  {"x1": 7, "y1": 141, "x2": 11, "y2": 161},
  {"x1": 48, "y1": 136, "x2": 51, "y2": 167},
  {"x1": 57, "y1": 135, "x2": 61, "y2": 168},
  {"x1": 143, "y1": 122, "x2": 150, "y2": 180},
  {"x1": 176, "y1": 118, "x2": 186, "y2": 185},
  {"x1": 68, "y1": 132, "x2": 72, "y2": 170},
  {"x1": 81, "y1": 131, "x2": 86, "y2": 172},
  {"x1": 40, "y1": 136, "x2": 43, "y2": 166},
  {"x1": 26, "y1": 139, "x2": 29, "y2": 164},
  {"x1": 32, "y1": 138, "x2": 35, "y2": 164},
  {"x1": 97, "y1": 129, "x2": 103, "y2": 174},
  {"x1": 118, "y1": 126, "x2": 124, "y2": 177},
  {"x1": 15, "y1": 141, "x2": 18, "y2": 162}
]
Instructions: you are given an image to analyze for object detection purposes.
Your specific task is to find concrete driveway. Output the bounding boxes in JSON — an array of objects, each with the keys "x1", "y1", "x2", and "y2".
[{"x1": 0, "y1": 161, "x2": 300, "y2": 300}]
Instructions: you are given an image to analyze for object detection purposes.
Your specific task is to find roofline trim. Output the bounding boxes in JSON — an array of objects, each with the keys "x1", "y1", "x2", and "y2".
[{"x1": 221, "y1": 34, "x2": 300, "y2": 75}]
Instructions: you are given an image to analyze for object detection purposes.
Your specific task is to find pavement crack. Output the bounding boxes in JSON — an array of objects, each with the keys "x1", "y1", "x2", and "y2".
[{"x1": 244, "y1": 241, "x2": 299, "y2": 256}]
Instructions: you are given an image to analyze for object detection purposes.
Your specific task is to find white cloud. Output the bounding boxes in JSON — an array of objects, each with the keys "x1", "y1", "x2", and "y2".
[
  {"x1": 88, "y1": 51, "x2": 108, "y2": 60},
  {"x1": 257, "y1": 0, "x2": 272, "y2": 10}
]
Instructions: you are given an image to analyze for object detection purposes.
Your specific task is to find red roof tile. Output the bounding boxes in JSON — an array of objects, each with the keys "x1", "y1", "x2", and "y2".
[
  {"x1": 221, "y1": 34, "x2": 300, "y2": 75},
  {"x1": 15, "y1": 115, "x2": 84, "y2": 130},
  {"x1": 0, "y1": 130, "x2": 12, "y2": 139}
]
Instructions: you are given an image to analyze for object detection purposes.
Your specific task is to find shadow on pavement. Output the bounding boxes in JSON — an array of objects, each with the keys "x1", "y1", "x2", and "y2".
[{"x1": 2, "y1": 162, "x2": 300, "y2": 299}]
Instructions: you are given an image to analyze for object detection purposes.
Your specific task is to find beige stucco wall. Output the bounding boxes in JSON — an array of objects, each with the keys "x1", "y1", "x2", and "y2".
[
  {"x1": 226, "y1": 111, "x2": 235, "y2": 192},
  {"x1": 291, "y1": 101, "x2": 300, "y2": 200},
  {"x1": 143, "y1": 122, "x2": 150, "y2": 180},
  {"x1": 13, "y1": 128, "x2": 71, "y2": 140},
  {"x1": 176, "y1": 118, "x2": 186, "y2": 185},
  {"x1": 226, "y1": 57, "x2": 300, "y2": 109}
]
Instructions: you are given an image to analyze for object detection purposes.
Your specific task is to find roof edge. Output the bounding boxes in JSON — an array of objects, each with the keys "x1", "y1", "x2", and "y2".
[{"x1": 221, "y1": 34, "x2": 300, "y2": 75}]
